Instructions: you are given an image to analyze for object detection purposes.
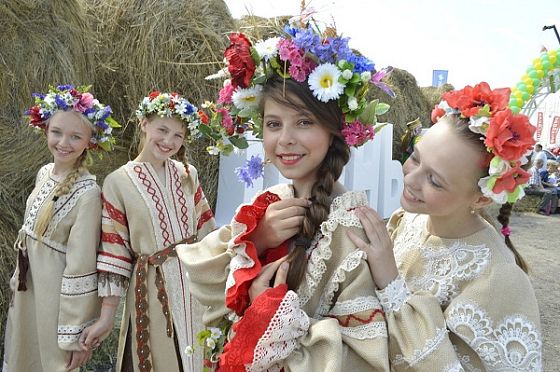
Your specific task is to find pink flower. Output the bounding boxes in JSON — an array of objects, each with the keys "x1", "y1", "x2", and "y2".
[
  {"x1": 73, "y1": 92, "x2": 94, "y2": 113},
  {"x1": 218, "y1": 83, "x2": 235, "y2": 104},
  {"x1": 341, "y1": 120, "x2": 375, "y2": 147},
  {"x1": 216, "y1": 108, "x2": 235, "y2": 135}
]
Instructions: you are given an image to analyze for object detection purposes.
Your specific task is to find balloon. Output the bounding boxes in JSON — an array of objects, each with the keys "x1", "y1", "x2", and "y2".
[
  {"x1": 510, "y1": 105, "x2": 521, "y2": 114},
  {"x1": 523, "y1": 77, "x2": 533, "y2": 86},
  {"x1": 550, "y1": 55, "x2": 557, "y2": 65},
  {"x1": 528, "y1": 69, "x2": 538, "y2": 79},
  {"x1": 522, "y1": 91, "x2": 530, "y2": 100},
  {"x1": 532, "y1": 77, "x2": 540, "y2": 86},
  {"x1": 548, "y1": 50, "x2": 558, "y2": 58},
  {"x1": 514, "y1": 91, "x2": 523, "y2": 100},
  {"x1": 516, "y1": 97, "x2": 523, "y2": 106},
  {"x1": 527, "y1": 85, "x2": 534, "y2": 94},
  {"x1": 536, "y1": 69, "x2": 545, "y2": 78},
  {"x1": 540, "y1": 54, "x2": 550, "y2": 63},
  {"x1": 542, "y1": 60, "x2": 551, "y2": 71},
  {"x1": 509, "y1": 98, "x2": 518, "y2": 107},
  {"x1": 517, "y1": 83, "x2": 527, "y2": 92}
]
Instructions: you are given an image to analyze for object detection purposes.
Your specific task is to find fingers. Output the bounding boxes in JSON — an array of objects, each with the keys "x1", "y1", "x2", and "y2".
[
  {"x1": 257, "y1": 257, "x2": 288, "y2": 284},
  {"x1": 273, "y1": 261, "x2": 289, "y2": 287},
  {"x1": 347, "y1": 229, "x2": 370, "y2": 252},
  {"x1": 270, "y1": 198, "x2": 311, "y2": 211},
  {"x1": 355, "y1": 207, "x2": 386, "y2": 242}
]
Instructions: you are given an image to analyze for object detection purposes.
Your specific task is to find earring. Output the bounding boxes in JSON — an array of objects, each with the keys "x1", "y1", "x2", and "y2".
[{"x1": 470, "y1": 208, "x2": 476, "y2": 215}]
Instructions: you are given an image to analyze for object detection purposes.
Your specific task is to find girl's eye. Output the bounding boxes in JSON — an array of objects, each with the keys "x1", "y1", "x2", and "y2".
[
  {"x1": 158, "y1": 128, "x2": 167, "y2": 133},
  {"x1": 298, "y1": 119, "x2": 313, "y2": 127},
  {"x1": 175, "y1": 133, "x2": 184, "y2": 139},
  {"x1": 266, "y1": 121, "x2": 281, "y2": 129},
  {"x1": 72, "y1": 135, "x2": 82, "y2": 140},
  {"x1": 428, "y1": 174, "x2": 442, "y2": 188},
  {"x1": 409, "y1": 153, "x2": 418, "y2": 163}
]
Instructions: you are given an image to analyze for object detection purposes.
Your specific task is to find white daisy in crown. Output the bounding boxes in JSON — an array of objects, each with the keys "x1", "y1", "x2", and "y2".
[{"x1": 307, "y1": 63, "x2": 345, "y2": 103}]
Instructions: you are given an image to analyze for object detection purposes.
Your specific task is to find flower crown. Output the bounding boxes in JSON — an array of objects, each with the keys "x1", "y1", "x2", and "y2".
[
  {"x1": 136, "y1": 91, "x2": 201, "y2": 133},
  {"x1": 195, "y1": 18, "x2": 394, "y2": 159},
  {"x1": 431, "y1": 82, "x2": 536, "y2": 204},
  {"x1": 25, "y1": 84, "x2": 120, "y2": 154}
]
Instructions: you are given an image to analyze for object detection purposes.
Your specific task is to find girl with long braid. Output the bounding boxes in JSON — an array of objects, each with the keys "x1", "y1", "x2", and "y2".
[
  {"x1": 177, "y1": 19, "x2": 392, "y2": 371},
  {"x1": 350, "y1": 82, "x2": 543, "y2": 371},
  {"x1": 4, "y1": 84, "x2": 119, "y2": 371},
  {"x1": 80, "y1": 92, "x2": 216, "y2": 372}
]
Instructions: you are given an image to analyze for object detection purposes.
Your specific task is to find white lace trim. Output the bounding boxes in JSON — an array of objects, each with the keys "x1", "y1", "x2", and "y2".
[
  {"x1": 248, "y1": 290, "x2": 310, "y2": 372},
  {"x1": 410, "y1": 241, "x2": 491, "y2": 305},
  {"x1": 339, "y1": 321, "x2": 387, "y2": 340},
  {"x1": 456, "y1": 349, "x2": 482, "y2": 372},
  {"x1": 60, "y1": 272, "x2": 97, "y2": 296},
  {"x1": 97, "y1": 254, "x2": 132, "y2": 278},
  {"x1": 444, "y1": 361, "x2": 465, "y2": 372},
  {"x1": 327, "y1": 295, "x2": 382, "y2": 316},
  {"x1": 392, "y1": 212, "x2": 426, "y2": 265},
  {"x1": 225, "y1": 219, "x2": 253, "y2": 292},
  {"x1": 298, "y1": 191, "x2": 369, "y2": 308},
  {"x1": 392, "y1": 327, "x2": 448, "y2": 367},
  {"x1": 447, "y1": 301, "x2": 542, "y2": 371},
  {"x1": 57, "y1": 319, "x2": 97, "y2": 344},
  {"x1": 315, "y1": 249, "x2": 367, "y2": 316},
  {"x1": 376, "y1": 275, "x2": 411, "y2": 313}
]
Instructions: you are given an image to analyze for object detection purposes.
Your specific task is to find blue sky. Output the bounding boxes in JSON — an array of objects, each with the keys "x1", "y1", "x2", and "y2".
[{"x1": 223, "y1": 0, "x2": 560, "y2": 89}]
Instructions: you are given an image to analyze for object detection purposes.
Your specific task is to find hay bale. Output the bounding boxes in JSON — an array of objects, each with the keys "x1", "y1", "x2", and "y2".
[
  {"x1": 82, "y1": 0, "x2": 235, "y2": 209},
  {"x1": 420, "y1": 83, "x2": 454, "y2": 110},
  {"x1": 0, "y1": 0, "x2": 97, "y2": 354}
]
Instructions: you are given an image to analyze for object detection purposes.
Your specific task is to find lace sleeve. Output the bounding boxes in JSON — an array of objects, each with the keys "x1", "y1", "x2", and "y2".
[{"x1": 98, "y1": 271, "x2": 129, "y2": 297}]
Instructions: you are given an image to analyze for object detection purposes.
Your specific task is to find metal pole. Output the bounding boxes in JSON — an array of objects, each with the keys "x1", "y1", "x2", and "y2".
[{"x1": 543, "y1": 25, "x2": 560, "y2": 46}]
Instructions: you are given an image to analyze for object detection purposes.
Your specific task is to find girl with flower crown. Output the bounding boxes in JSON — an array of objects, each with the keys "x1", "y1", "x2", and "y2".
[
  {"x1": 79, "y1": 91, "x2": 216, "y2": 372},
  {"x1": 348, "y1": 82, "x2": 543, "y2": 371},
  {"x1": 177, "y1": 21, "x2": 393, "y2": 371},
  {"x1": 3, "y1": 84, "x2": 119, "y2": 371}
]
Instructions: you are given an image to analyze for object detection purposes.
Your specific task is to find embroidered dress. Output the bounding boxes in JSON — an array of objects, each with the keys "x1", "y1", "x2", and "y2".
[
  {"x1": 4, "y1": 163, "x2": 102, "y2": 372},
  {"x1": 177, "y1": 184, "x2": 389, "y2": 371},
  {"x1": 96, "y1": 159, "x2": 215, "y2": 372},
  {"x1": 376, "y1": 209, "x2": 542, "y2": 371}
]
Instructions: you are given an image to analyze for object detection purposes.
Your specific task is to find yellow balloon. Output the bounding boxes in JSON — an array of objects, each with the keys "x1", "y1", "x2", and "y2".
[
  {"x1": 536, "y1": 69, "x2": 545, "y2": 78},
  {"x1": 514, "y1": 91, "x2": 523, "y2": 99},
  {"x1": 523, "y1": 77, "x2": 533, "y2": 85},
  {"x1": 534, "y1": 61, "x2": 543, "y2": 69},
  {"x1": 527, "y1": 85, "x2": 534, "y2": 94},
  {"x1": 550, "y1": 55, "x2": 557, "y2": 65},
  {"x1": 516, "y1": 97, "x2": 523, "y2": 106},
  {"x1": 548, "y1": 50, "x2": 558, "y2": 58},
  {"x1": 533, "y1": 57, "x2": 542, "y2": 65}
]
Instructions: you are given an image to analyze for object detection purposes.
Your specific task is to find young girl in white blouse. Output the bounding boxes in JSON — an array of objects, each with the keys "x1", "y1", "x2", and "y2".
[{"x1": 349, "y1": 82, "x2": 542, "y2": 371}]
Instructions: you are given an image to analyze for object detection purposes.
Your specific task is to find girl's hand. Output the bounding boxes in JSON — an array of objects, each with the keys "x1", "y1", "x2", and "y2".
[
  {"x1": 249, "y1": 258, "x2": 290, "y2": 302},
  {"x1": 66, "y1": 349, "x2": 92, "y2": 371},
  {"x1": 79, "y1": 317, "x2": 114, "y2": 351},
  {"x1": 250, "y1": 198, "x2": 310, "y2": 255},
  {"x1": 347, "y1": 207, "x2": 399, "y2": 289}
]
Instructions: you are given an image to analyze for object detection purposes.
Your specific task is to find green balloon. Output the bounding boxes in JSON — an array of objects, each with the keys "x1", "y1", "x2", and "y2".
[
  {"x1": 532, "y1": 77, "x2": 541, "y2": 86},
  {"x1": 510, "y1": 105, "x2": 521, "y2": 114},
  {"x1": 528, "y1": 69, "x2": 538, "y2": 79},
  {"x1": 522, "y1": 91, "x2": 530, "y2": 100},
  {"x1": 541, "y1": 54, "x2": 550, "y2": 62},
  {"x1": 517, "y1": 82, "x2": 527, "y2": 92},
  {"x1": 542, "y1": 60, "x2": 551, "y2": 71}
]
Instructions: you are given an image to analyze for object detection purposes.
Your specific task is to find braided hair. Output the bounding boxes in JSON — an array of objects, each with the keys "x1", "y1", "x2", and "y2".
[{"x1": 262, "y1": 76, "x2": 351, "y2": 290}]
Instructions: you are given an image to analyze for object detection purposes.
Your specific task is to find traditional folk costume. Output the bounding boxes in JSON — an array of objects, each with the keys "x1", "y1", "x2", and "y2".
[
  {"x1": 376, "y1": 209, "x2": 542, "y2": 371},
  {"x1": 178, "y1": 184, "x2": 390, "y2": 371},
  {"x1": 5, "y1": 163, "x2": 102, "y2": 372},
  {"x1": 97, "y1": 159, "x2": 215, "y2": 372}
]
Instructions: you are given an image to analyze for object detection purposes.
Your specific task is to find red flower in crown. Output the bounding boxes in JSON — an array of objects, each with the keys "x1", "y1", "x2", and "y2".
[
  {"x1": 484, "y1": 109, "x2": 536, "y2": 161},
  {"x1": 224, "y1": 33, "x2": 255, "y2": 89},
  {"x1": 492, "y1": 164, "x2": 530, "y2": 194},
  {"x1": 198, "y1": 110, "x2": 209, "y2": 125},
  {"x1": 443, "y1": 82, "x2": 510, "y2": 118},
  {"x1": 27, "y1": 105, "x2": 44, "y2": 127},
  {"x1": 148, "y1": 90, "x2": 161, "y2": 101}
]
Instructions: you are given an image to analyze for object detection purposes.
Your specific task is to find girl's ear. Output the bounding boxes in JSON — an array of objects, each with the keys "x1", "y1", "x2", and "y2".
[
  {"x1": 140, "y1": 118, "x2": 149, "y2": 132},
  {"x1": 472, "y1": 194, "x2": 493, "y2": 210}
]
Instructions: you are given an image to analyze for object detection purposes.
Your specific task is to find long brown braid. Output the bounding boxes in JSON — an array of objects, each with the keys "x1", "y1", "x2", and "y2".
[
  {"x1": 34, "y1": 151, "x2": 89, "y2": 238},
  {"x1": 446, "y1": 116, "x2": 529, "y2": 273},
  {"x1": 261, "y1": 76, "x2": 350, "y2": 290}
]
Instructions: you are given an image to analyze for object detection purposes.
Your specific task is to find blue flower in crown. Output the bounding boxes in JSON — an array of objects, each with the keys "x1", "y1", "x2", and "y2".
[{"x1": 24, "y1": 84, "x2": 120, "y2": 154}]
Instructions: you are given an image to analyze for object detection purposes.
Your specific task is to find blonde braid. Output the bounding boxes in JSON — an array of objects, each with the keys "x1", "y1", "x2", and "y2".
[{"x1": 34, "y1": 152, "x2": 88, "y2": 238}]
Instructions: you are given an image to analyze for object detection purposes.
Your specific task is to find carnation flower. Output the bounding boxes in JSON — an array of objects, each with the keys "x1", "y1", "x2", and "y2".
[
  {"x1": 341, "y1": 120, "x2": 375, "y2": 147},
  {"x1": 307, "y1": 63, "x2": 345, "y2": 102}
]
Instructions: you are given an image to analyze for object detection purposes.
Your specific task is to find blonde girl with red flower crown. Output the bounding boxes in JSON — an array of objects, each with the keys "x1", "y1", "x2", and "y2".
[
  {"x1": 79, "y1": 91, "x2": 216, "y2": 372},
  {"x1": 3, "y1": 84, "x2": 119, "y2": 371},
  {"x1": 348, "y1": 82, "x2": 543, "y2": 371},
  {"x1": 176, "y1": 19, "x2": 394, "y2": 371}
]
